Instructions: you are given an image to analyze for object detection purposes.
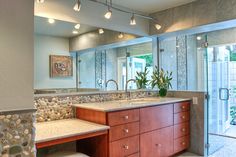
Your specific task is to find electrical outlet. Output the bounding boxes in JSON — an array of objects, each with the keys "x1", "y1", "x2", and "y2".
[{"x1": 193, "y1": 97, "x2": 198, "y2": 104}]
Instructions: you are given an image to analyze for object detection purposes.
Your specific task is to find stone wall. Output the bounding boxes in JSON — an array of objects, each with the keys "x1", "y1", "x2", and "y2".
[
  {"x1": 34, "y1": 90, "x2": 158, "y2": 122},
  {"x1": 0, "y1": 112, "x2": 35, "y2": 157}
]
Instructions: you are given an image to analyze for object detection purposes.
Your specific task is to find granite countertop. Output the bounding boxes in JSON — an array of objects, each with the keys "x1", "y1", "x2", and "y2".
[
  {"x1": 35, "y1": 119, "x2": 110, "y2": 143},
  {"x1": 73, "y1": 97, "x2": 191, "y2": 112}
]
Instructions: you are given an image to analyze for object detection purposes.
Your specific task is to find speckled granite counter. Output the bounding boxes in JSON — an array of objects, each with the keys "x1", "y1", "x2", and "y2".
[
  {"x1": 35, "y1": 119, "x2": 109, "y2": 143},
  {"x1": 73, "y1": 97, "x2": 191, "y2": 112}
]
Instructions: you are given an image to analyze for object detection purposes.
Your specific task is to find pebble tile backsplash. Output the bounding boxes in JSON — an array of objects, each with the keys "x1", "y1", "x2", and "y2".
[{"x1": 0, "y1": 113, "x2": 35, "y2": 157}]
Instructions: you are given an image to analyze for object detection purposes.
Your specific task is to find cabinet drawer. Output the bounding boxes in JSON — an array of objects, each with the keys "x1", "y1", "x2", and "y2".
[
  {"x1": 109, "y1": 135, "x2": 139, "y2": 157},
  {"x1": 140, "y1": 104, "x2": 173, "y2": 133},
  {"x1": 109, "y1": 122, "x2": 140, "y2": 142},
  {"x1": 174, "y1": 111, "x2": 190, "y2": 125},
  {"x1": 128, "y1": 153, "x2": 139, "y2": 157},
  {"x1": 108, "y1": 109, "x2": 139, "y2": 126},
  {"x1": 174, "y1": 101, "x2": 190, "y2": 113},
  {"x1": 174, "y1": 136, "x2": 190, "y2": 153},
  {"x1": 174, "y1": 122, "x2": 189, "y2": 139}
]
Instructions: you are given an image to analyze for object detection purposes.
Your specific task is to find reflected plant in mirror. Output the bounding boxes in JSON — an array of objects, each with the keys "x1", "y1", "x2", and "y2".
[
  {"x1": 135, "y1": 67, "x2": 149, "y2": 89},
  {"x1": 150, "y1": 66, "x2": 172, "y2": 97}
]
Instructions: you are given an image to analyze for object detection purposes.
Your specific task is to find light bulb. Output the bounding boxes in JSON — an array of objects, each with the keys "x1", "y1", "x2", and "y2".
[
  {"x1": 74, "y1": 24, "x2": 80, "y2": 30},
  {"x1": 197, "y1": 36, "x2": 202, "y2": 41},
  {"x1": 98, "y1": 28, "x2": 104, "y2": 34},
  {"x1": 104, "y1": 7, "x2": 112, "y2": 19},
  {"x1": 155, "y1": 24, "x2": 161, "y2": 30},
  {"x1": 118, "y1": 32, "x2": 124, "y2": 39},
  {"x1": 48, "y1": 18, "x2": 55, "y2": 24},
  {"x1": 72, "y1": 30, "x2": 79, "y2": 34},
  {"x1": 36, "y1": 0, "x2": 44, "y2": 3},
  {"x1": 130, "y1": 14, "x2": 136, "y2": 25},
  {"x1": 73, "y1": 0, "x2": 81, "y2": 12}
]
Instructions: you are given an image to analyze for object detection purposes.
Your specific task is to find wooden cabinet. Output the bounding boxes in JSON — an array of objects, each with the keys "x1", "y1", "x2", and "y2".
[
  {"x1": 140, "y1": 104, "x2": 173, "y2": 133},
  {"x1": 109, "y1": 135, "x2": 139, "y2": 157},
  {"x1": 76, "y1": 100, "x2": 190, "y2": 157},
  {"x1": 109, "y1": 122, "x2": 139, "y2": 142},
  {"x1": 140, "y1": 126, "x2": 173, "y2": 157},
  {"x1": 108, "y1": 109, "x2": 139, "y2": 126}
]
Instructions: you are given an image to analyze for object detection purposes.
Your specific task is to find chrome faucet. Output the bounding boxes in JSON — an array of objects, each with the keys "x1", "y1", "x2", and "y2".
[
  {"x1": 125, "y1": 79, "x2": 136, "y2": 93},
  {"x1": 105, "y1": 79, "x2": 118, "y2": 91}
]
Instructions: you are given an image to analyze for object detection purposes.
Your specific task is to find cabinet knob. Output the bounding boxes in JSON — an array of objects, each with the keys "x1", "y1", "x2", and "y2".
[
  {"x1": 123, "y1": 129, "x2": 129, "y2": 133},
  {"x1": 181, "y1": 116, "x2": 186, "y2": 119},
  {"x1": 155, "y1": 144, "x2": 162, "y2": 147},
  {"x1": 181, "y1": 106, "x2": 186, "y2": 109},
  {"x1": 182, "y1": 142, "x2": 186, "y2": 145},
  {"x1": 182, "y1": 128, "x2": 186, "y2": 132},
  {"x1": 124, "y1": 115, "x2": 129, "y2": 120},
  {"x1": 123, "y1": 145, "x2": 129, "y2": 150}
]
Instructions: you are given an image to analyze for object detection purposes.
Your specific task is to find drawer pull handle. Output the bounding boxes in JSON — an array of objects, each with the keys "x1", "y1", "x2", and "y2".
[
  {"x1": 124, "y1": 116, "x2": 129, "y2": 120},
  {"x1": 123, "y1": 145, "x2": 129, "y2": 150},
  {"x1": 155, "y1": 144, "x2": 162, "y2": 147},
  {"x1": 182, "y1": 142, "x2": 186, "y2": 145},
  {"x1": 123, "y1": 129, "x2": 129, "y2": 133},
  {"x1": 182, "y1": 128, "x2": 186, "y2": 132}
]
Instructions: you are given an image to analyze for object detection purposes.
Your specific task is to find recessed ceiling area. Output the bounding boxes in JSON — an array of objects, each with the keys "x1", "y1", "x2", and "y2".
[
  {"x1": 111, "y1": 0, "x2": 196, "y2": 14},
  {"x1": 34, "y1": 16, "x2": 97, "y2": 38}
]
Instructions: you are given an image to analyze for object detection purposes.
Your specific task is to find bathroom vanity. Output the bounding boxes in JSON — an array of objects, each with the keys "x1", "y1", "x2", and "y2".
[{"x1": 74, "y1": 97, "x2": 191, "y2": 157}]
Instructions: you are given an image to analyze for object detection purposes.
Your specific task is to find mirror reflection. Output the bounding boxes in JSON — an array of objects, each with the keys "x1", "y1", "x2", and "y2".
[{"x1": 34, "y1": 16, "x2": 154, "y2": 94}]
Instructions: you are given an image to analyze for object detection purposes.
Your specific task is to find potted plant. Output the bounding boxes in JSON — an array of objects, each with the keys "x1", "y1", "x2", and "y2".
[
  {"x1": 135, "y1": 67, "x2": 149, "y2": 89},
  {"x1": 150, "y1": 66, "x2": 172, "y2": 97}
]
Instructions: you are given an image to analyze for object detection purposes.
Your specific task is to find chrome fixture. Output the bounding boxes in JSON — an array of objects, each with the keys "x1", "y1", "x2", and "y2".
[
  {"x1": 130, "y1": 13, "x2": 136, "y2": 25},
  {"x1": 98, "y1": 28, "x2": 104, "y2": 34},
  {"x1": 104, "y1": 0, "x2": 112, "y2": 19},
  {"x1": 125, "y1": 79, "x2": 136, "y2": 92},
  {"x1": 74, "y1": 0, "x2": 81, "y2": 12},
  {"x1": 105, "y1": 79, "x2": 118, "y2": 91},
  {"x1": 86, "y1": 0, "x2": 161, "y2": 30},
  {"x1": 36, "y1": 0, "x2": 44, "y2": 3},
  {"x1": 118, "y1": 32, "x2": 124, "y2": 39}
]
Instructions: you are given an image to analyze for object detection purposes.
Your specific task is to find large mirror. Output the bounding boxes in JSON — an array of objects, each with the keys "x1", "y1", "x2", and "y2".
[{"x1": 34, "y1": 16, "x2": 154, "y2": 94}]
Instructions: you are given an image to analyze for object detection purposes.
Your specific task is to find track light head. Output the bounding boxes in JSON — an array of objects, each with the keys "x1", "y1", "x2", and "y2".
[
  {"x1": 74, "y1": 0, "x2": 81, "y2": 12},
  {"x1": 104, "y1": 6, "x2": 112, "y2": 19},
  {"x1": 155, "y1": 24, "x2": 161, "y2": 30},
  {"x1": 36, "y1": 0, "x2": 44, "y2": 3},
  {"x1": 130, "y1": 14, "x2": 136, "y2": 25},
  {"x1": 118, "y1": 32, "x2": 124, "y2": 39},
  {"x1": 98, "y1": 28, "x2": 104, "y2": 34}
]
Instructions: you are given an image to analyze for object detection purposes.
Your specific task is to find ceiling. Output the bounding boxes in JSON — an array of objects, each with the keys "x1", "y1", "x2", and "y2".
[
  {"x1": 111, "y1": 0, "x2": 196, "y2": 14},
  {"x1": 34, "y1": 16, "x2": 97, "y2": 38}
]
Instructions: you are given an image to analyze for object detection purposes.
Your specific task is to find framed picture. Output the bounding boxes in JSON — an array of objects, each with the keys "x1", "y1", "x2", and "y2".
[{"x1": 50, "y1": 55, "x2": 73, "y2": 77}]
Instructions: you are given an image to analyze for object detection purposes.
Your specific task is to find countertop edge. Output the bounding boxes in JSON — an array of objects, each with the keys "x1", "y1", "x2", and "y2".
[
  {"x1": 0, "y1": 108, "x2": 37, "y2": 115},
  {"x1": 73, "y1": 98, "x2": 192, "y2": 112},
  {"x1": 35, "y1": 126, "x2": 110, "y2": 144}
]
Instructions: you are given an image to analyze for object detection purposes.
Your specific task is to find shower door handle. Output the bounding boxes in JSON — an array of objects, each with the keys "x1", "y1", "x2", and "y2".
[{"x1": 219, "y1": 88, "x2": 229, "y2": 101}]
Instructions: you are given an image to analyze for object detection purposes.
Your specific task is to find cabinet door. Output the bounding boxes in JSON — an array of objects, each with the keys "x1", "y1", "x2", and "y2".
[
  {"x1": 140, "y1": 126, "x2": 173, "y2": 157},
  {"x1": 140, "y1": 104, "x2": 173, "y2": 133}
]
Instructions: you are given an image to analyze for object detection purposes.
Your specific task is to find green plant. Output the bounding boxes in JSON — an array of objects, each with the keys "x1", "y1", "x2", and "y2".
[
  {"x1": 150, "y1": 66, "x2": 172, "y2": 97},
  {"x1": 135, "y1": 67, "x2": 149, "y2": 89}
]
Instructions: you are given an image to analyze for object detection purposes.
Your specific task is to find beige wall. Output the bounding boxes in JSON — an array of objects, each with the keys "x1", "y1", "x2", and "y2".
[
  {"x1": 69, "y1": 29, "x2": 138, "y2": 52},
  {"x1": 0, "y1": 0, "x2": 34, "y2": 111},
  {"x1": 150, "y1": 0, "x2": 236, "y2": 35}
]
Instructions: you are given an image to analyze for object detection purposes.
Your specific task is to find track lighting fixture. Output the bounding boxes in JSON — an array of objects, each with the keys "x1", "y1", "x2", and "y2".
[
  {"x1": 98, "y1": 28, "x2": 104, "y2": 34},
  {"x1": 155, "y1": 24, "x2": 161, "y2": 30},
  {"x1": 118, "y1": 32, "x2": 124, "y2": 39},
  {"x1": 36, "y1": 0, "x2": 44, "y2": 3},
  {"x1": 104, "y1": 6, "x2": 112, "y2": 19},
  {"x1": 130, "y1": 14, "x2": 136, "y2": 25},
  {"x1": 74, "y1": 0, "x2": 81, "y2": 12},
  {"x1": 74, "y1": 24, "x2": 81, "y2": 30}
]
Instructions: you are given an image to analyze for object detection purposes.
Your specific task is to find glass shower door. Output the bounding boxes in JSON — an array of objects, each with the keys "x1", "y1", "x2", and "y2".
[{"x1": 206, "y1": 41, "x2": 231, "y2": 156}]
